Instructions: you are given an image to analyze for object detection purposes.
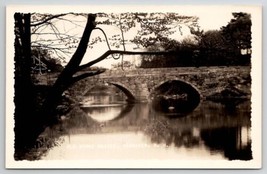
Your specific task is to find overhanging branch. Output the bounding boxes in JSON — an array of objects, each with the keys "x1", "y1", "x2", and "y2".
[{"x1": 71, "y1": 69, "x2": 106, "y2": 83}]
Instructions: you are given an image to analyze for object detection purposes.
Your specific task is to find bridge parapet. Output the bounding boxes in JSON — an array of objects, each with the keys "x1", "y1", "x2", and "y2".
[{"x1": 97, "y1": 66, "x2": 249, "y2": 77}]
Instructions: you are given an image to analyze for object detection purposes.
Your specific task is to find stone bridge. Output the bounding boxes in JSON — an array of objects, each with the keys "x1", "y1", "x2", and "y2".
[{"x1": 69, "y1": 66, "x2": 251, "y2": 102}]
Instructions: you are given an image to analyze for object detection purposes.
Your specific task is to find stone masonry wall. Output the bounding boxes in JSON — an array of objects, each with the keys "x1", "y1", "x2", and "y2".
[{"x1": 71, "y1": 66, "x2": 251, "y2": 101}]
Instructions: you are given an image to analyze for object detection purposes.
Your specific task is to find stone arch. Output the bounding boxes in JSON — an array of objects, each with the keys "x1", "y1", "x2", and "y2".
[
  {"x1": 106, "y1": 82, "x2": 136, "y2": 103},
  {"x1": 149, "y1": 79, "x2": 201, "y2": 99},
  {"x1": 150, "y1": 79, "x2": 201, "y2": 114}
]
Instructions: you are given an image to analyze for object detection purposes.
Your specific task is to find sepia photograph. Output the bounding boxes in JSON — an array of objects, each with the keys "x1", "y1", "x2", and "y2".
[{"x1": 5, "y1": 5, "x2": 262, "y2": 168}]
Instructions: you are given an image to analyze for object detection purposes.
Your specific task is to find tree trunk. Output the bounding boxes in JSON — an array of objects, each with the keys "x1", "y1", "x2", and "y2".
[
  {"x1": 40, "y1": 14, "x2": 97, "y2": 126},
  {"x1": 14, "y1": 13, "x2": 98, "y2": 159},
  {"x1": 14, "y1": 13, "x2": 42, "y2": 158}
]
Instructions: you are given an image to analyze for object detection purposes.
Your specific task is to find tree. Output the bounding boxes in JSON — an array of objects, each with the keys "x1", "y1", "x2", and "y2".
[
  {"x1": 139, "y1": 36, "x2": 200, "y2": 68},
  {"x1": 14, "y1": 12, "x2": 199, "y2": 156},
  {"x1": 139, "y1": 11, "x2": 252, "y2": 68},
  {"x1": 111, "y1": 60, "x2": 136, "y2": 70},
  {"x1": 221, "y1": 12, "x2": 252, "y2": 56},
  {"x1": 198, "y1": 30, "x2": 229, "y2": 65},
  {"x1": 14, "y1": 13, "x2": 36, "y2": 156}
]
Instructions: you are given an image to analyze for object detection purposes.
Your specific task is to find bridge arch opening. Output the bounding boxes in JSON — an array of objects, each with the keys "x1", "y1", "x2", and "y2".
[
  {"x1": 80, "y1": 81, "x2": 136, "y2": 104},
  {"x1": 106, "y1": 82, "x2": 136, "y2": 103},
  {"x1": 82, "y1": 82, "x2": 136, "y2": 103},
  {"x1": 150, "y1": 80, "x2": 201, "y2": 116}
]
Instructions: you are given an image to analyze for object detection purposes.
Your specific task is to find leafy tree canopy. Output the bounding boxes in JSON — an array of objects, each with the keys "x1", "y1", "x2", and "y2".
[
  {"x1": 139, "y1": 12, "x2": 252, "y2": 68},
  {"x1": 221, "y1": 12, "x2": 251, "y2": 50}
]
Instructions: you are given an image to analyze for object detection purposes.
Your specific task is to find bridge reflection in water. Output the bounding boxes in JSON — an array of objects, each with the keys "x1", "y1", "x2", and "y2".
[{"x1": 42, "y1": 88, "x2": 252, "y2": 161}]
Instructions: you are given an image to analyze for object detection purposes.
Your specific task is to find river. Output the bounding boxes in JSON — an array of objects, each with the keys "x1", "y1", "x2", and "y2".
[{"x1": 41, "y1": 91, "x2": 252, "y2": 161}]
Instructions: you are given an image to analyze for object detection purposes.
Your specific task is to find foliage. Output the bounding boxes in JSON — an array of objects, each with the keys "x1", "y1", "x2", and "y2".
[
  {"x1": 221, "y1": 12, "x2": 252, "y2": 51},
  {"x1": 111, "y1": 60, "x2": 136, "y2": 70},
  {"x1": 31, "y1": 47, "x2": 64, "y2": 73},
  {"x1": 96, "y1": 13, "x2": 199, "y2": 49},
  {"x1": 139, "y1": 12, "x2": 252, "y2": 68},
  {"x1": 197, "y1": 30, "x2": 229, "y2": 66},
  {"x1": 140, "y1": 37, "x2": 199, "y2": 68}
]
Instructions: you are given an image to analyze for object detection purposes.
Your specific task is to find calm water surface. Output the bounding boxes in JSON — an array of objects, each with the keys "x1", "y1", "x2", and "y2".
[{"x1": 42, "y1": 92, "x2": 252, "y2": 161}]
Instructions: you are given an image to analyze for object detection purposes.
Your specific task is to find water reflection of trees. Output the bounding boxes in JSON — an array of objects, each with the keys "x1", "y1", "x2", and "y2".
[
  {"x1": 143, "y1": 100, "x2": 252, "y2": 160},
  {"x1": 173, "y1": 129, "x2": 201, "y2": 148},
  {"x1": 220, "y1": 99, "x2": 250, "y2": 116},
  {"x1": 201, "y1": 127, "x2": 252, "y2": 160},
  {"x1": 43, "y1": 100, "x2": 252, "y2": 160},
  {"x1": 144, "y1": 119, "x2": 201, "y2": 148},
  {"x1": 144, "y1": 118, "x2": 252, "y2": 160},
  {"x1": 60, "y1": 106, "x2": 100, "y2": 134}
]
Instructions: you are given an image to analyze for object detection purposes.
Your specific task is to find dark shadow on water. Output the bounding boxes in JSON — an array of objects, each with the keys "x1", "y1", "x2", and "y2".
[
  {"x1": 144, "y1": 123, "x2": 252, "y2": 160},
  {"x1": 200, "y1": 127, "x2": 252, "y2": 160},
  {"x1": 145, "y1": 100, "x2": 252, "y2": 160},
  {"x1": 152, "y1": 97, "x2": 200, "y2": 118}
]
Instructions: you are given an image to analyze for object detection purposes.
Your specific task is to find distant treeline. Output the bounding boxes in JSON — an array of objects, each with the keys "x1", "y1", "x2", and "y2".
[
  {"x1": 139, "y1": 47, "x2": 251, "y2": 68},
  {"x1": 140, "y1": 12, "x2": 251, "y2": 68}
]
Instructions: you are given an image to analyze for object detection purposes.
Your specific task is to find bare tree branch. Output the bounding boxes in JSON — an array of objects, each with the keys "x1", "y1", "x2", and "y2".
[
  {"x1": 31, "y1": 14, "x2": 67, "y2": 27},
  {"x1": 32, "y1": 45, "x2": 72, "y2": 51},
  {"x1": 56, "y1": 17, "x2": 86, "y2": 28}
]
